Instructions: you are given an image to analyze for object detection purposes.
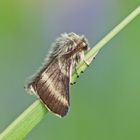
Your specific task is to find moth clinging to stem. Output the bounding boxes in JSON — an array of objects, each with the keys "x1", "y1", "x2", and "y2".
[{"x1": 26, "y1": 32, "x2": 95, "y2": 117}]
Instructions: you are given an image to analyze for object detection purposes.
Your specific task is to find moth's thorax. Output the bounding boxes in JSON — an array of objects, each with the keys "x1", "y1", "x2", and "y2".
[
  {"x1": 54, "y1": 32, "x2": 89, "y2": 55},
  {"x1": 68, "y1": 33, "x2": 89, "y2": 52}
]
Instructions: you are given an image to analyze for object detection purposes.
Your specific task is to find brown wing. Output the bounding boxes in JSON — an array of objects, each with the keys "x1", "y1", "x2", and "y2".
[{"x1": 27, "y1": 57, "x2": 71, "y2": 117}]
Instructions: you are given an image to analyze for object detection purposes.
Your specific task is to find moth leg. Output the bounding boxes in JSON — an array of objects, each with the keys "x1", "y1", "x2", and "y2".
[
  {"x1": 75, "y1": 67, "x2": 80, "y2": 78},
  {"x1": 81, "y1": 53, "x2": 96, "y2": 73},
  {"x1": 70, "y1": 63, "x2": 79, "y2": 85},
  {"x1": 84, "y1": 49, "x2": 97, "y2": 66},
  {"x1": 80, "y1": 60, "x2": 89, "y2": 74},
  {"x1": 70, "y1": 81, "x2": 76, "y2": 85},
  {"x1": 70, "y1": 64, "x2": 78, "y2": 85},
  {"x1": 83, "y1": 60, "x2": 90, "y2": 67}
]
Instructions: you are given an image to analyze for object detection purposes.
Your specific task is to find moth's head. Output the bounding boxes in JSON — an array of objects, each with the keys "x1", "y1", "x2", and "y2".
[{"x1": 60, "y1": 32, "x2": 89, "y2": 52}]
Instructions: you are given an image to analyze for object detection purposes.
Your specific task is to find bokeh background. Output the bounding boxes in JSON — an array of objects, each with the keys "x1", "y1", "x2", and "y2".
[{"x1": 0, "y1": 0, "x2": 140, "y2": 140}]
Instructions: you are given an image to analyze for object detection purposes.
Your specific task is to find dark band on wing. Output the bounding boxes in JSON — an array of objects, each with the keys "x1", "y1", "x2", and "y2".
[{"x1": 28, "y1": 58, "x2": 70, "y2": 117}]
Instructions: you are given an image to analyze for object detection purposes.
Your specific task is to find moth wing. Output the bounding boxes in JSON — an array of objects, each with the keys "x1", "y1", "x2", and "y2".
[{"x1": 27, "y1": 57, "x2": 71, "y2": 117}]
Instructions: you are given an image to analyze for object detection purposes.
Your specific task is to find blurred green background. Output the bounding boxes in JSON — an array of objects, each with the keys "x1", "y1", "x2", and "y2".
[{"x1": 0, "y1": 0, "x2": 140, "y2": 140}]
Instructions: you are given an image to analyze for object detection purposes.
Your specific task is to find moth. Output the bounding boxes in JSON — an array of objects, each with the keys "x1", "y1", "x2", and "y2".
[{"x1": 26, "y1": 32, "x2": 93, "y2": 117}]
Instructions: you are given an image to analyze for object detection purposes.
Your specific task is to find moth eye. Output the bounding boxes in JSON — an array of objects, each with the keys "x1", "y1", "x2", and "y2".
[{"x1": 83, "y1": 44, "x2": 88, "y2": 50}]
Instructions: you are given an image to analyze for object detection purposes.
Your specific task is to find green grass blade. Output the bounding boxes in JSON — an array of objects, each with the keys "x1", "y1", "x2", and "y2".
[
  {"x1": 0, "y1": 100, "x2": 48, "y2": 140},
  {"x1": 71, "y1": 5, "x2": 140, "y2": 83}
]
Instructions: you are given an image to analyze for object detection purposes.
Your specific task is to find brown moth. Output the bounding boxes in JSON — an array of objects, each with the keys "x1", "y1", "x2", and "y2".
[{"x1": 26, "y1": 32, "x2": 90, "y2": 117}]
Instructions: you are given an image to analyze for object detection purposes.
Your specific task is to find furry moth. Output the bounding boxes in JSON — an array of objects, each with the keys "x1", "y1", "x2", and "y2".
[{"x1": 26, "y1": 32, "x2": 91, "y2": 117}]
